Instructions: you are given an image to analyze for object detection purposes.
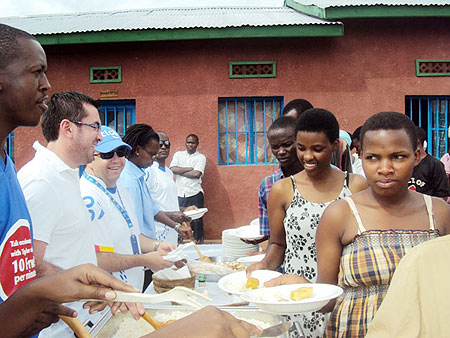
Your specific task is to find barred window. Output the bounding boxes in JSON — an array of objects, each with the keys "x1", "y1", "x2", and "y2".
[
  {"x1": 218, "y1": 97, "x2": 283, "y2": 165},
  {"x1": 406, "y1": 95, "x2": 450, "y2": 158},
  {"x1": 98, "y1": 100, "x2": 135, "y2": 136}
]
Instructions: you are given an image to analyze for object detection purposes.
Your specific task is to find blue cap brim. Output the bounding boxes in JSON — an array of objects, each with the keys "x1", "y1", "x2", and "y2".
[{"x1": 95, "y1": 140, "x2": 132, "y2": 153}]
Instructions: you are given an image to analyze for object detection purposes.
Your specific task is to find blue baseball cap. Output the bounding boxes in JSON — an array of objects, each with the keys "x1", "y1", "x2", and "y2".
[
  {"x1": 95, "y1": 126, "x2": 132, "y2": 153},
  {"x1": 339, "y1": 130, "x2": 352, "y2": 147}
]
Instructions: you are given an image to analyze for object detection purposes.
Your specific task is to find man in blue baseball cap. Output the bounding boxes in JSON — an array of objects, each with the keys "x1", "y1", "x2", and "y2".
[{"x1": 80, "y1": 126, "x2": 177, "y2": 292}]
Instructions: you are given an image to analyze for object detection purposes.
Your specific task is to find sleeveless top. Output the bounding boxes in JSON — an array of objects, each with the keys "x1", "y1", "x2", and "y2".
[
  {"x1": 284, "y1": 173, "x2": 352, "y2": 338},
  {"x1": 325, "y1": 194, "x2": 440, "y2": 338}
]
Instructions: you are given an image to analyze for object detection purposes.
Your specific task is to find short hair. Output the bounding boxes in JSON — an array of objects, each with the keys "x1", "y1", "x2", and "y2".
[
  {"x1": 268, "y1": 116, "x2": 296, "y2": 134},
  {"x1": 0, "y1": 24, "x2": 37, "y2": 68},
  {"x1": 360, "y1": 112, "x2": 417, "y2": 151},
  {"x1": 186, "y1": 134, "x2": 199, "y2": 143},
  {"x1": 352, "y1": 126, "x2": 362, "y2": 141},
  {"x1": 123, "y1": 124, "x2": 159, "y2": 157},
  {"x1": 282, "y1": 99, "x2": 313, "y2": 117},
  {"x1": 416, "y1": 126, "x2": 427, "y2": 144},
  {"x1": 42, "y1": 91, "x2": 99, "y2": 142},
  {"x1": 295, "y1": 108, "x2": 339, "y2": 144}
]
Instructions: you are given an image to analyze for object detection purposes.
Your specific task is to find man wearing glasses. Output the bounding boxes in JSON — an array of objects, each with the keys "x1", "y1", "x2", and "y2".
[
  {"x1": 80, "y1": 126, "x2": 175, "y2": 291},
  {"x1": 17, "y1": 91, "x2": 111, "y2": 337}
]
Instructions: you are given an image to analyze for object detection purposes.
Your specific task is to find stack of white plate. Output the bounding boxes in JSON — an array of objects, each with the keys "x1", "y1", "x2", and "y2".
[{"x1": 222, "y1": 227, "x2": 259, "y2": 258}]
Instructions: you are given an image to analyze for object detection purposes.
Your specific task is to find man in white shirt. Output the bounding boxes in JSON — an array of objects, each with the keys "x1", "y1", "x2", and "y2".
[
  {"x1": 18, "y1": 91, "x2": 116, "y2": 337},
  {"x1": 81, "y1": 126, "x2": 175, "y2": 291},
  {"x1": 145, "y1": 131, "x2": 181, "y2": 244},
  {"x1": 146, "y1": 131, "x2": 197, "y2": 244},
  {"x1": 170, "y1": 134, "x2": 206, "y2": 243}
]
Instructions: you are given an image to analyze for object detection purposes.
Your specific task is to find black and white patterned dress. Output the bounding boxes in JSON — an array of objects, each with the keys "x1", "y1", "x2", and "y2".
[{"x1": 284, "y1": 174, "x2": 352, "y2": 338}]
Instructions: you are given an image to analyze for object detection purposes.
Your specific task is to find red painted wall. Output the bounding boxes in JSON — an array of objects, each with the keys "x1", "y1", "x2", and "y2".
[{"x1": 14, "y1": 18, "x2": 450, "y2": 239}]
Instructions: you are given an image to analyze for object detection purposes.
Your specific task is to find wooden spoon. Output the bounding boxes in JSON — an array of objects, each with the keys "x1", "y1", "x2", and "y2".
[
  {"x1": 141, "y1": 311, "x2": 175, "y2": 329},
  {"x1": 192, "y1": 242, "x2": 212, "y2": 263}
]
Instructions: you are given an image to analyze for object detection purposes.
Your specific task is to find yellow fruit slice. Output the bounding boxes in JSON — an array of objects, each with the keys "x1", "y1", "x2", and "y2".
[
  {"x1": 245, "y1": 277, "x2": 260, "y2": 289},
  {"x1": 290, "y1": 287, "x2": 313, "y2": 301}
]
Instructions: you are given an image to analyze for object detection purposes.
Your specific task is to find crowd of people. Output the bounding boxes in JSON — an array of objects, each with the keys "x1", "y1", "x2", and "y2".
[
  {"x1": 249, "y1": 105, "x2": 450, "y2": 337},
  {"x1": 1, "y1": 22, "x2": 450, "y2": 338},
  {"x1": 0, "y1": 23, "x2": 258, "y2": 338}
]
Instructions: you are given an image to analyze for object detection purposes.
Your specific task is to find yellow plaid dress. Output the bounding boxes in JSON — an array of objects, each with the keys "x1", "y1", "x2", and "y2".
[{"x1": 325, "y1": 195, "x2": 439, "y2": 338}]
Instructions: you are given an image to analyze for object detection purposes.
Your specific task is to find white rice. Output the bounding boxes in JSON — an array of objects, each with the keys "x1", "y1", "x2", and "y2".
[
  {"x1": 110, "y1": 309, "x2": 271, "y2": 337},
  {"x1": 111, "y1": 317, "x2": 154, "y2": 338}
]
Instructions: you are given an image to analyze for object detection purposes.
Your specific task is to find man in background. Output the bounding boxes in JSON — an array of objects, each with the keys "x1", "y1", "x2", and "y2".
[
  {"x1": 282, "y1": 98, "x2": 313, "y2": 120},
  {"x1": 146, "y1": 131, "x2": 196, "y2": 244},
  {"x1": 408, "y1": 126, "x2": 448, "y2": 198},
  {"x1": 252, "y1": 116, "x2": 303, "y2": 245},
  {"x1": 170, "y1": 134, "x2": 206, "y2": 243}
]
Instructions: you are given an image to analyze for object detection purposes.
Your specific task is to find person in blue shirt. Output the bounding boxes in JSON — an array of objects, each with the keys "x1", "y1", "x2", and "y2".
[
  {"x1": 0, "y1": 23, "x2": 140, "y2": 337},
  {"x1": 0, "y1": 22, "x2": 260, "y2": 338},
  {"x1": 119, "y1": 124, "x2": 193, "y2": 241},
  {"x1": 119, "y1": 124, "x2": 193, "y2": 289}
]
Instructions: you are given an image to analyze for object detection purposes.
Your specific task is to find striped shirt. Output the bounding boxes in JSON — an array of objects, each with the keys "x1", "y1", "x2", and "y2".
[{"x1": 258, "y1": 168, "x2": 284, "y2": 235}]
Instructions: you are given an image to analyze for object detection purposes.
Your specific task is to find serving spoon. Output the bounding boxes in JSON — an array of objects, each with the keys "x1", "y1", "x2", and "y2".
[{"x1": 192, "y1": 242, "x2": 212, "y2": 263}]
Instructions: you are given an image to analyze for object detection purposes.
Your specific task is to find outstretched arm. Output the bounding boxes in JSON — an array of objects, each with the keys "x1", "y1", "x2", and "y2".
[
  {"x1": 247, "y1": 179, "x2": 289, "y2": 275},
  {"x1": 0, "y1": 264, "x2": 138, "y2": 338},
  {"x1": 145, "y1": 306, "x2": 261, "y2": 338}
]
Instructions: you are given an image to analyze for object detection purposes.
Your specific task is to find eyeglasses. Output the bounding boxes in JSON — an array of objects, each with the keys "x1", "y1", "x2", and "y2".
[
  {"x1": 159, "y1": 140, "x2": 170, "y2": 148},
  {"x1": 69, "y1": 120, "x2": 101, "y2": 130},
  {"x1": 95, "y1": 147, "x2": 129, "y2": 160}
]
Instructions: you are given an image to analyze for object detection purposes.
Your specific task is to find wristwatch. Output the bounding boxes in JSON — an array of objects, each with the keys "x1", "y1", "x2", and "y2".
[{"x1": 174, "y1": 223, "x2": 182, "y2": 232}]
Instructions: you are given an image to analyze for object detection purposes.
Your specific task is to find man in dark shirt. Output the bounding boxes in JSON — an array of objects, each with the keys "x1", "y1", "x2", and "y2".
[{"x1": 408, "y1": 126, "x2": 448, "y2": 198}]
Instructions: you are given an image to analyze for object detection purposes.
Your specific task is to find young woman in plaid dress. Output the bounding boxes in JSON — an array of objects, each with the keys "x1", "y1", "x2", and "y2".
[{"x1": 268, "y1": 112, "x2": 450, "y2": 337}]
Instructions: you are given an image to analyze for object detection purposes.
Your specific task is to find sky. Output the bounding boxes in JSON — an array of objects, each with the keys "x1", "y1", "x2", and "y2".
[{"x1": 0, "y1": 0, "x2": 285, "y2": 17}]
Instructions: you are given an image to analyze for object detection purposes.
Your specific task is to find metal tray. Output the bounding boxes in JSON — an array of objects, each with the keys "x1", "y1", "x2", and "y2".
[{"x1": 90, "y1": 306, "x2": 289, "y2": 338}]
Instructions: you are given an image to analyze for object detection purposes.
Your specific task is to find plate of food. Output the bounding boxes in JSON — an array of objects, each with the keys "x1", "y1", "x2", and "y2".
[
  {"x1": 183, "y1": 208, "x2": 208, "y2": 220},
  {"x1": 235, "y1": 225, "x2": 264, "y2": 241},
  {"x1": 240, "y1": 283, "x2": 343, "y2": 315},
  {"x1": 218, "y1": 270, "x2": 282, "y2": 295},
  {"x1": 188, "y1": 256, "x2": 247, "y2": 282}
]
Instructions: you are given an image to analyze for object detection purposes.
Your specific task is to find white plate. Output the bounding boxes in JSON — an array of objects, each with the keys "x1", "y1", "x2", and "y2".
[
  {"x1": 218, "y1": 270, "x2": 282, "y2": 295},
  {"x1": 237, "y1": 254, "x2": 265, "y2": 264},
  {"x1": 235, "y1": 225, "x2": 264, "y2": 241},
  {"x1": 250, "y1": 218, "x2": 259, "y2": 226},
  {"x1": 184, "y1": 208, "x2": 208, "y2": 220},
  {"x1": 240, "y1": 283, "x2": 343, "y2": 315}
]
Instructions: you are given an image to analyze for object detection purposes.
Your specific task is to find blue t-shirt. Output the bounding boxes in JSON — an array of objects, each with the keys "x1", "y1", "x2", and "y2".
[{"x1": 0, "y1": 153, "x2": 36, "y2": 302}]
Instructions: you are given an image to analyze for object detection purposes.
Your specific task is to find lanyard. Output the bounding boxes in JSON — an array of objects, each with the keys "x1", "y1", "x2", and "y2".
[{"x1": 83, "y1": 172, "x2": 140, "y2": 255}]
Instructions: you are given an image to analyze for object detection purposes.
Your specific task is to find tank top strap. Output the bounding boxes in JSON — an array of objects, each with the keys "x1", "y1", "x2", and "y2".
[
  {"x1": 289, "y1": 175, "x2": 297, "y2": 192},
  {"x1": 423, "y1": 194, "x2": 436, "y2": 230},
  {"x1": 343, "y1": 196, "x2": 366, "y2": 234}
]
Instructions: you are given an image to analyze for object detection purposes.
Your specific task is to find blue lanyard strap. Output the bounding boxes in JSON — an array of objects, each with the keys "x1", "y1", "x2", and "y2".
[{"x1": 83, "y1": 172, "x2": 140, "y2": 255}]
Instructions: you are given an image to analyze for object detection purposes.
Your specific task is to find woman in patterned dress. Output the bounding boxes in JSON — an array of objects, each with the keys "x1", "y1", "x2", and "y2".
[
  {"x1": 248, "y1": 109, "x2": 368, "y2": 337},
  {"x1": 268, "y1": 112, "x2": 450, "y2": 337}
]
